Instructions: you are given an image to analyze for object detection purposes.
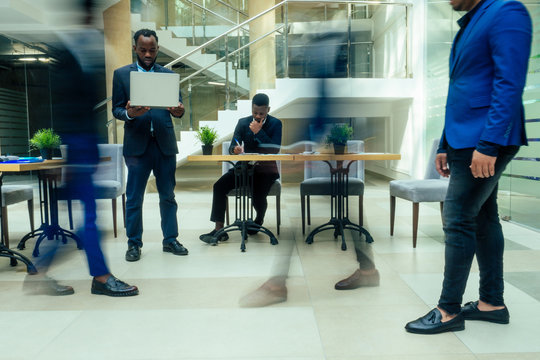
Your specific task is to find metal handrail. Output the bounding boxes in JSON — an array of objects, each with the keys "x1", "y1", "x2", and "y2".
[
  {"x1": 179, "y1": 24, "x2": 285, "y2": 85},
  {"x1": 188, "y1": 0, "x2": 248, "y2": 28},
  {"x1": 165, "y1": 0, "x2": 286, "y2": 69},
  {"x1": 214, "y1": 0, "x2": 248, "y2": 17},
  {"x1": 165, "y1": 0, "x2": 412, "y2": 69}
]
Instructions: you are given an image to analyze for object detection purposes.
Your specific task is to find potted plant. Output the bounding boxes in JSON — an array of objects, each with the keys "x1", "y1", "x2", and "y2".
[
  {"x1": 195, "y1": 125, "x2": 218, "y2": 155},
  {"x1": 325, "y1": 124, "x2": 353, "y2": 154},
  {"x1": 29, "y1": 128, "x2": 61, "y2": 160}
]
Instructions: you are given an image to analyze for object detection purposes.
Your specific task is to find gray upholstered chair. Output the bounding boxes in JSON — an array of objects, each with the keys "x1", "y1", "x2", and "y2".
[
  {"x1": 300, "y1": 140, "x2": 365, "y2": 234},
  {"x1": 389, "y1": 138, "x2": 449, "y2": 248},
  {"x1": 60, "y1": 144, "x2": 126, "y2": 237},
  {"x1": 1, "y1": 185, "x2": 34, "y2": 248},
  {"x1": 222, "y1": 141, "x2": 282, "y2": 234}
]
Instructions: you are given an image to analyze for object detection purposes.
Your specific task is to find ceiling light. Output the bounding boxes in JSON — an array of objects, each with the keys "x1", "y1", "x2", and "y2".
[
  {"x1": 19, "y1": 57, "x2": 37, "y2": 62},
  {"x1": 208, "y1": 81, "x2": 225, "y2": 86},
  {"x1": 38, "y1": 57, "x2": 49, "y2": 62}
]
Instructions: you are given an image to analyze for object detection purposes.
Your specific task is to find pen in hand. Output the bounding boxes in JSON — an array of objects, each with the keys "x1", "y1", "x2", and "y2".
[{"x1": 234, "y1": 138, "x2": 244, "y2": 154}]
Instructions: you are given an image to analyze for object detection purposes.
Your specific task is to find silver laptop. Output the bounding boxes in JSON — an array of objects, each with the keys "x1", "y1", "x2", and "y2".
[{"x1": 130, "y1": 71, "x2": 180, "y2": 108}]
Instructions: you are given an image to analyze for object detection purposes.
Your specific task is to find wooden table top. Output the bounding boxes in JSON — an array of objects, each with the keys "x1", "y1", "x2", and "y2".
[
  {"x1": 0, "y1": 157, "x2": 111, "y2": 173},
  {"x1": 188, "y1": 153, "x2": 401, "y2": 162},
  {"x1": 0, "y1": 159, "x2": 64, "y2": 172}
]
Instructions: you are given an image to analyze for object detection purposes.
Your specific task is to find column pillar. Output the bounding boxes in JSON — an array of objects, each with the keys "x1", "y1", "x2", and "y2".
[
  {"x1": 248, "y1": 0, "x2": 276, "y2": 97},
  {"x1": 103, "y1": 0, "x2": 132, "y2": 144}
]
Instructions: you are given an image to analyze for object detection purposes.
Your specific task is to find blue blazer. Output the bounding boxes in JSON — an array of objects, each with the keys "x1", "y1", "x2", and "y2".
[
  {"x1": 112, "y1": 62, "x2": 182, "y2": 157},
  {"x1": 442, "y1": 0, "x2": 532, "y2": 150}
]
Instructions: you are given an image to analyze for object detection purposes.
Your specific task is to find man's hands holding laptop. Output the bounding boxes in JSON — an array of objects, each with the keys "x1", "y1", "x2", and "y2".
[
  {"x1": 126, "y1": 101, "x2": 185, "y2": 118},
  {"x1": 168, "y1": 102, "x2": 185, "y2": 118}
]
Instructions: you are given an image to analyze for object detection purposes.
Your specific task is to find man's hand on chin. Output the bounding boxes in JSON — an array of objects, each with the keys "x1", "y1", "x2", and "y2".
[
  {"x1": 168, "y1": 103, "x2": 185, "y2": 118},
  {"x1": 470, "y1": 150, "x2": 496, "y2": 178},
  {"x1": 249, "y1": 119, "x2": 263, "y2": 134}
]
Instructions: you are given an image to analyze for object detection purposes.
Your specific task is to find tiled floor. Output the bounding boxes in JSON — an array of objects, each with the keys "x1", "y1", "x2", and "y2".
[{"x1": 1, "y1": 168, "x2": 540, "y2": 360}]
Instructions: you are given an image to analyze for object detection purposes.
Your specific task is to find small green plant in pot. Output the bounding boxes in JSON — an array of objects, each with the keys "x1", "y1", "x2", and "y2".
[
  {"x1": 325, "y1": 124, "x2": 353, "y2": 154},
  {"x1": 195, "y1": 125, "x2": 218, "y2": 155},
  {"x1": 29, "y1": 128, "x2": 61, "y2": 160}
]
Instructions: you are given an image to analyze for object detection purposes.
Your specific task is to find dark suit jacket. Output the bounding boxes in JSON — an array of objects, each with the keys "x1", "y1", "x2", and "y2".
[
  {"x1": 228, "y1": 114, "x2": 282, "y2": 175},
  {"x1": 112, "y1": 63, "x2": 181, "y2": 156},
  {"x1": 442, "y1": 0, "x2": 532, "y2": 150}
]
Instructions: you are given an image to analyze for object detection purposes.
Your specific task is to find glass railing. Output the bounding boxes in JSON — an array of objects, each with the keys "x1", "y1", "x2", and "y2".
[
  {"x1": 156, "y1": 0, "x2": 411, "y2": 133},
  {"x1": 131, "y1": 0, "x2": 248, "y2": 46}
]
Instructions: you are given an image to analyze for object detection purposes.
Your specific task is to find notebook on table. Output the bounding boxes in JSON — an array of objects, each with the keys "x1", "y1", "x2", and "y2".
[{"x1": 130, "y1": 71, "x2": 180, "y2": 108}]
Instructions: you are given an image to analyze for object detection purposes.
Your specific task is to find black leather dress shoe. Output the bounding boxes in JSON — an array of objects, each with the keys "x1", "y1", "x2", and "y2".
[
  {"x1": 125, "y1": 245, "x2": 141, "y2": 262},
  {"x1": 461, "y1": 301, "x2": 509, "y2": 324},
  {"x1": 199, "y1": 229, "x2": 229, "y2": 245},
  {"x1": 247, "y1": 218, "x2": 263, "y2": 235},
  {"x1": 405, "y1": 308, "x2": 465, "y2": 334},
  {"x1": 163, "y1": 240, "x2": 189, "y2": 255},
  {"x1": 91, "y1": 276, "x2": 139, "y2": 297}
]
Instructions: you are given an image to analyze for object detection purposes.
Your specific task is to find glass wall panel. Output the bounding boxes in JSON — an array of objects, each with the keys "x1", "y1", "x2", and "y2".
[
  {"x1": 499, "y1": 1, "x2": 540, "y2": 229},
  {"x1": 425, "y1": 0, "x2": 540, "y2": 231}
]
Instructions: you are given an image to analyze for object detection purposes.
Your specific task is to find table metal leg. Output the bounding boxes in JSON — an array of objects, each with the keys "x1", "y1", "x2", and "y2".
[
  {"x1": 209, "y1": 161, "x2": 278, "y2": 252},
  {"x1": 305, "y1": 160, "x2": 374, "y2": 250},
  {"x1": 16, "y1": 170, "x2": 82, "y2": 256}
]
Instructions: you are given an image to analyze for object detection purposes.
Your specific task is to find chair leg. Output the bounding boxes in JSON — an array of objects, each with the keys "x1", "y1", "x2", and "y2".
[
  {"x1": 301, "y1": 194, "x2": 306, "y2": 234},
  {"x1": 225, "y1": 199, "x2": 230, "y2": 226},
  {"x1": 1, "y1": 206, "x2": 9, "y2": 248},
  {"x1": 358, "y1": 195, "x2": 364, "y2": 226},
  {"x1": 122, "y1": 193, "x2": 126, "y2": 228},
  {"x1": 276, "y1": 194, "x2": 281, "y2": 235},
  {"x1": 412, "y1": 202, "x2": 419, "y2": 248},
  {"x1": 390, "y1": 196, "x2": 396, "y2": 236},
  {"x1": 307, "y1": 196, "x2": 311, "y2": 225},
  {"x1": 67, "y1": 199, "x2": 74, "y2": 230},
  {"x1": 28, "y1": 199, "x2": 34, "y2": 231},
  {"x1": 112, "y1": 198, "x2": 117, "y2": 238}
]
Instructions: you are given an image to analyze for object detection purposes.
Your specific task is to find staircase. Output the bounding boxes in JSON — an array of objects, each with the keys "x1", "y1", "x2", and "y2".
[{"x1": 131, "y1": 14, "x2": 249, "y2": 90}]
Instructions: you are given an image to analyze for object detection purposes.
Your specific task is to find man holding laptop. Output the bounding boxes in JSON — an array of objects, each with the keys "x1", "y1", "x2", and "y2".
[
  {"x1": 112, "y1": 28, "x2": 188, "y2": 262},
  {"x1": 199, "y1": 93, "x2": 282, "y2": 244}
]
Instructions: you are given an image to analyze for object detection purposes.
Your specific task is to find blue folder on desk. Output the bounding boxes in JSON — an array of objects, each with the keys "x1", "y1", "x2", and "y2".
[{"x1": 1, "y1": 157, "x2": 44, "y2": 164}]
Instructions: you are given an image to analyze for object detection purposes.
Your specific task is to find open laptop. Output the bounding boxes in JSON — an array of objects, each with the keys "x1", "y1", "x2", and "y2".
[{"x1": 130, "y1": 71, "x2": 180, "y2": 108}]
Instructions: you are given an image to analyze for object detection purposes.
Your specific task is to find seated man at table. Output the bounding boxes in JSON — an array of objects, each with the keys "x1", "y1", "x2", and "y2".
[{"x1": 200, "y1": 93, "x2": 282, "y2": 244}]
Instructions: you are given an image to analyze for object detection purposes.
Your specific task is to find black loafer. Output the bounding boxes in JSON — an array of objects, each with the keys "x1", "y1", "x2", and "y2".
[
  {"x1": 199, "y1": 229, "x2": 229, "y2": 245},
  {"x1": 163, "y1": 240, "x2": 189, "y2": 255},
  {"x1": 405, "y1": 308, "x2": 465, "y2": 334},
  {"x1": 91, "y1": 276, "x2": 139, "y2": 297},
  {"x1": 461, "y1": 301, "x2": 509, "y2": 324},
  {"x1": 125, "y1": 245, "x2": 141, "y2": 262}
]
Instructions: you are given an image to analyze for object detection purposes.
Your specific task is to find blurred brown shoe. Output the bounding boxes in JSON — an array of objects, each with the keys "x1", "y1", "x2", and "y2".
[
  {"x1": 334, "y1": 269, "x2": 380, "y2": 290},
  {"x1": 239, "y1": 280, "x2": 287, "y2": 308},
  {"x1": 23, "y1": 275, "x2": 74, "y2": 296}
]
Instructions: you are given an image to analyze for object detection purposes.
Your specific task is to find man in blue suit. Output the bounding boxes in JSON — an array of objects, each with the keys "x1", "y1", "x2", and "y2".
[
  {"x1": 112, "y1": 29, "x2": 188, "y2": 262},
  {"x1": 406, "y1": 0, "x2": 532, "y2": 334}
]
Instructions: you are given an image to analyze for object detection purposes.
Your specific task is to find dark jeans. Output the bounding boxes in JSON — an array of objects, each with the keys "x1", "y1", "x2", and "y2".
[
  {"x1": 125, "y1": 139, "x2": 178, "y2": 248},
  {"x1": 438, "y1": 145, "x2": 519, "y2": 315},
  {"x1": 210, "y1": 166, "x2": 278, "y2": 223}
]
